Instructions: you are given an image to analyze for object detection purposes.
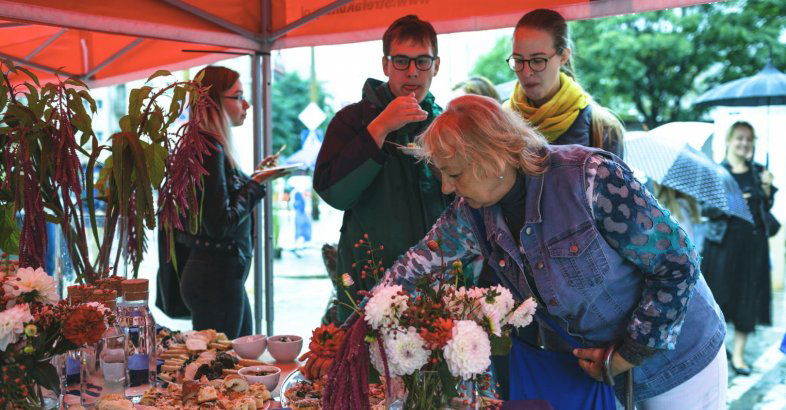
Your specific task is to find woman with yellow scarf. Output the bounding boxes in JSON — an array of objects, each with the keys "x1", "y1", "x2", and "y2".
[{"x1": 503, "y1": 9, "x2": 624, "y2": 156}]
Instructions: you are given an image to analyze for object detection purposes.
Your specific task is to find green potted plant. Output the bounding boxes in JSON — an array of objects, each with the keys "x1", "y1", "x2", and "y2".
[{"x1": 0, "y1": 60, "x2": 210, "y2": 283}]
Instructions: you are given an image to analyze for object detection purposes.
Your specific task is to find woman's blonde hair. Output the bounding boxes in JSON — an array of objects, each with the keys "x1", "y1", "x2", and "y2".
[
  {"x1": 724, "y1": 120, "x2": 756, "y2": 160},
  {"x1": 194, "y1": 65, "x2": 239, "y2": 168},
  {"x1": 416, "y1": 95, "x2": 549, "y2": 179}
]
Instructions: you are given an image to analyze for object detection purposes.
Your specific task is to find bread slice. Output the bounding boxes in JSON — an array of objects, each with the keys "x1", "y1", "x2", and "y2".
[{"x1": 197, "y1": 385, "x2": 218, "y2": 404}]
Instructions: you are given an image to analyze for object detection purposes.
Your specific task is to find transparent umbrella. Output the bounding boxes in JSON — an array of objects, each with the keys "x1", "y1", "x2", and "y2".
[{"x1": 625, "y1": 129, "x2": 754, "y2": 223}]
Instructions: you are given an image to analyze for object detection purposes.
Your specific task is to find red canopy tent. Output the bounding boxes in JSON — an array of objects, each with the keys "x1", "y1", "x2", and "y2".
[
  {"x1": 0, "y1": 0, "x2": 716, "y2": 86},
  {"x1": 0, "y1": 0, "x2": 718, "y2": 333}
]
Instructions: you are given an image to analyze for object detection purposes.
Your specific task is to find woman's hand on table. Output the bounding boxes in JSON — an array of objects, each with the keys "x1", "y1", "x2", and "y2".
[{"x1": 573, "y1": 347, "x2": 634, "y2": 382}]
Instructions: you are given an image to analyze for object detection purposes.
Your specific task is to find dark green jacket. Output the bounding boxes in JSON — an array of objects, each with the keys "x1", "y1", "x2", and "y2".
[{"x1": 313, "y1": 78, "x2": 452, "y2": 321}]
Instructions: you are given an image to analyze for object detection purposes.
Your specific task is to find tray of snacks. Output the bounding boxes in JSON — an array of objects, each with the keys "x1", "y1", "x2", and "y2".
[
  {"x1": 135, "y1": 375, "x2": 272, "y2": 409},
  {"x1": 156, "y1": 328, "x2": 269, "y2": 386}
]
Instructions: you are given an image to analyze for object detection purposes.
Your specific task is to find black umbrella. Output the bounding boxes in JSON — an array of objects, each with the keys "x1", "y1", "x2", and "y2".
[{"x1": 694, "y1": 61, "x2": 786, "y2": 107}]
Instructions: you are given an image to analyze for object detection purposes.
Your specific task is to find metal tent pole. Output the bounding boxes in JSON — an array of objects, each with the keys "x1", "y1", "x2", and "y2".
[
  {"x1": 261, "y1": 51, "x2": 274, "y2": 336},
  {"x1": 251, "y1": 52, "x2": 265, "y2": 335}
]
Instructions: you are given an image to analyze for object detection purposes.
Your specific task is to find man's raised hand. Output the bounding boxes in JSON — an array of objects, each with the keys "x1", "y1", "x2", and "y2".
[{"x1": 367, "y1": 93, "x2": 428, "y2": 147}]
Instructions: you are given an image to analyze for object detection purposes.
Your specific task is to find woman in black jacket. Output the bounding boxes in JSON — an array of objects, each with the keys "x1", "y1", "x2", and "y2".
[
  {"x1": 702, "y1": 121, "x2": 776, "y2": 376},
  {"x1": 176, "y1": 66, "x2": 284, "y2": 338}
]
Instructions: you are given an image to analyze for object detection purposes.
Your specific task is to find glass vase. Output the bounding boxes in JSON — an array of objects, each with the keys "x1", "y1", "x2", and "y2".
[
  {"x1": 403, "y1": 370, "x2": 451, "y2": 410},
  {"x1": 455, "y1": 378, "x2": 481, "y2": 410}
]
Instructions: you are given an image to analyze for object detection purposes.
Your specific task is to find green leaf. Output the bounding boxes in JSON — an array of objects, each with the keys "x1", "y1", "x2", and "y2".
[
  {"x1": 22, "y1": 83, "x2": 39, "y2": 105},
  {"x1": 119, "y1": 115, "x2": 132, "y2": 133},
  {"x1": 146, "y1": 69, "x2": 172, "y2": 83},
  {"x1": 145, "y1": 142, "x2": 167, "y2": 187},
  {"x1": 111, "y1": 133, "x2": 129, "y2": 214},
  {"x1": 125, "y1": 134, "x2": 156, "y2": 228},
  {"x1": 86, "y1": 136, "x2": 103, "y2": 247},
  {"x1": 16, "y1": 66, "x2": 40, "y2": 87},
  {"x1": 78, "y1": 89, "x2": 98, "y2": 113},
  {"x1": 30, "y1": 362, "x2": 61, "y2": 395},
  {"x1": 438, "y1": 361, "x2": 459, "y2": 398},
  {"x1": 193, "y1": 69, "x2": 206, "y2": 84},
  {"x1": 0, "y1": 85, "x2": 7, "y2": 113},
  {"x1": 489, "y1": 334, "x2": 512, "y2": 356},
  {"x1": 0, "y1": 202, "x2": 20, "y2": 255},
  {"x1": 168, "y1": 86, "x2": 186, "y2": 123},
  {"x1": 65, "y1": 77, "x2": 89, "y2": 89}
]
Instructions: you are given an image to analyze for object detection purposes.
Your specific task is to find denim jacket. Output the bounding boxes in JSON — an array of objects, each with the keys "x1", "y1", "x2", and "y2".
[{"x1": 382, "y1": 145, "x2": 725, "y2": 400}]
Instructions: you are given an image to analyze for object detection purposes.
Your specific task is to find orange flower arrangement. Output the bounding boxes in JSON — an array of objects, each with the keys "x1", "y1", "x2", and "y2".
[
  {"x1": 299, "y1": 323, "x2": 346, "y2": 380},
  {"x1": 62, "y1": 304, "x2": 107, "y2": 346},
  {"x1": 419, "y1": 317, "x2": 454, "y2": 350}
]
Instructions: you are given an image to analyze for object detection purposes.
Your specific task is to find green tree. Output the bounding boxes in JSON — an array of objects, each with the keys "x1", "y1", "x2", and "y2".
[
  {"x1": 471, "y1": 36, "x2": 516, "y2": 85},
  {"x1": 571, "y1": 0, "x2": 786, "y2": 128},
  {"x1": 272, "y1": 71, "x2": 334, "y2": 156}
]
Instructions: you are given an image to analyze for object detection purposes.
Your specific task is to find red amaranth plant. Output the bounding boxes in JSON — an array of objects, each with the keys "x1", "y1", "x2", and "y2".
[{"x1": 0, "y1": 63, "x2": 210, "y2": 282}]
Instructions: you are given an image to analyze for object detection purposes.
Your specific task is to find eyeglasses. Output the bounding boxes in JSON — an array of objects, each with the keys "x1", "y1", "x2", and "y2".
[
  {"x1": 386, "y1": 55, "x2": 437, "y2": 71},
  {"x1": 223, "y1": 95, "x2": 246, "y2": 101},
  {"x1": 506, "y1": 52, "x2": 558, "y2": 73}
]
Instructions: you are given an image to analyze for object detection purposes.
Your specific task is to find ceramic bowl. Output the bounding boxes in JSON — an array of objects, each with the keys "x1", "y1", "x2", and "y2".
[
  {"x1": 267, "y1": 335, "x2": 303, "y2": 362},
  {"x1": 231, "y1": 334, "x2": 267, "y2": 359},
  {"x1": 238, "y1": 365, "x2": 281, "y2": 391}
]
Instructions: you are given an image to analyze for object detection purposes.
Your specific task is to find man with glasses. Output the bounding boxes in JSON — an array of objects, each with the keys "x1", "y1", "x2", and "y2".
[{"x1": 314, "y1": 15, "x2": 451, "y2": 322}]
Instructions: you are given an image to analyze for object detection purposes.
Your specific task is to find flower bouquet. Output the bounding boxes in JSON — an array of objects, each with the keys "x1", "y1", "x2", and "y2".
[
  {"x1": 0, "y1": 266, "x2": 112, "y2": 408},
  {"x1": 324, "y1": 236, "x2": 537, "y2": 410}
]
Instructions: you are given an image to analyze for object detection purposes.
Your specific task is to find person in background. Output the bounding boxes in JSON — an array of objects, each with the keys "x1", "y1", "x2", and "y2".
[
  {"x1": 702, "y1": 121, "x2": 776, "y2": 376},
  {"x1": 381, "y1": 95, "x2": 726, "y2": 408},
  {"x1": 504, "y1": 8, "x2": 624, "y2": 156},
  {"x1": 651, "y1": 183, "x2": 704, "y2": 253},
  {"x1": 169, "y1": 66, "x2": 285, "y2": 338},
  {"x1": 451, "y1": 76, "x2": 501, "y2": 102},
  {"x1": 313, "y1": 15, "x2": 452, "y2": 322}
]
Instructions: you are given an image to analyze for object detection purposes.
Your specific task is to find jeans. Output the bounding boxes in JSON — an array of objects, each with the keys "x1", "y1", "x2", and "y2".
[{"x1": 180, "y1": 250, "x2": 253, "y2": 339}]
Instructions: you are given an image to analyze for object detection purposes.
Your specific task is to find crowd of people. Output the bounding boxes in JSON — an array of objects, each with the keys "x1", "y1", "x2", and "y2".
[{"x1": 157, "y1": 8, "x2": 778, "y2": 409}]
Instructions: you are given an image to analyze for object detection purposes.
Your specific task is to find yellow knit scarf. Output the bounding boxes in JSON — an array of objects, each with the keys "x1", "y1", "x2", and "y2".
[{"x1": 504, "y1": 72, "x2": 589, "y2": 142}]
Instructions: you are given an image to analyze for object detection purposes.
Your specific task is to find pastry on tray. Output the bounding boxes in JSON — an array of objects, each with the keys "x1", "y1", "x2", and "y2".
[{"x1": 139, "y1": 375, "x2": 271, "y2": 409}]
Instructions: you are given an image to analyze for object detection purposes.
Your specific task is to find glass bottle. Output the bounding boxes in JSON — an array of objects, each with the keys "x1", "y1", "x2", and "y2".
[
  {"x1": 119, "y1": 279, "x2": 157, "y2": 399},
  {"x1": 80, "y1": 289, "x2": 127, "y2": 407}
]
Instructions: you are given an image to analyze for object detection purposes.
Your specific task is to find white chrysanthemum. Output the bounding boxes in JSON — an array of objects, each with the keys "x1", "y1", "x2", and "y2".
[
  {"x1": 443, "y1": 320, "x2": 491, "y2": 380},
  {"x1": 385, "y1": 327, "x2": 430, "y2": 376},
  {"x1": 506, "y1": 297, "x2": 537, "y2": 328},
  {"x1": 0, "y1": 303, "x2": 33, "y2": 351},
  {"x1": 473, "y1": 285, "x2": 515, "y2": 320},
  {"x1": 4, "y1": 267, "x2": 59, "y2": 304},
  {"x1": 369, "y1": 329, "x2": 430, "y2": 377},
  {"x1": 364, "y1": 285, "x2": 409, "y2": 330}
]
